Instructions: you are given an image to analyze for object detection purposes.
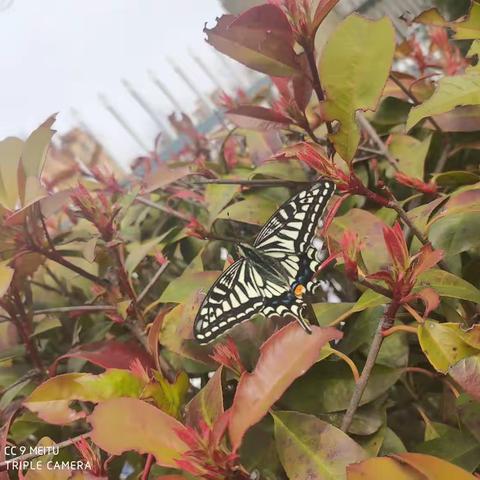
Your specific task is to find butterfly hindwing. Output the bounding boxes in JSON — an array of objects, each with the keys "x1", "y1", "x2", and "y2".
[
  {"x1": 194, "y1": 181, "x2": 335, "y2": 344},
  {"x1": 194, "y1": 258, "x2": 265, "y2": 343}
]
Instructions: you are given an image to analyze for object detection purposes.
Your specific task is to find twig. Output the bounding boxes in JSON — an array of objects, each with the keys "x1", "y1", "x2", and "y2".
[
  {"x1": 0, "y1": 370, "x2": 42, "y2": 396},
  {"x1": 136, "y1": 196, "x2": 192, "y2": 222},
  {"x1": 357, "y1": 112, "x2": 399, "y2": 171},
  {"x1": 356, "y1": 278, "x2": 391, "y2": 299},
  {"x1": 382, "y1": 324, "x2": 418, "y2": 336},
  {"x1": 329, "y1": 349, "x2": 360, "y2": 383},
  {"x1": 33, "y1": 305, "x2": 116, "y2": 315},
  {"x1": 0, "y1": 433, "x2": 90, "y2": 471},
  {"x1": 8, "y1": 290, "x2": 44, "y2": 373},
  {"x1": 191, "y1": 178, "x2": 310, "y2": 187},
  {"x1": 388, "y1": 74, "x2": 443, "y2": 133},
  {"x1": 31, "y1": 245, "x2": 109, "y2": 287},
  {"x1": 341, "y1": 300, "x2": 400, "y2": 432},
  {"x1": 138, "y1": 261, "x2": 170, "y2": 303},
  {"x1": 303, "y1": 40, "x2": 334, "y2": 146}
]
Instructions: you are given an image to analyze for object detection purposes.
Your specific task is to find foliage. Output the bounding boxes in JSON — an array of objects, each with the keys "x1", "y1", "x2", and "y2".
[{"x1": 1, "y1": 1, "x2": 480, "y2": 479}]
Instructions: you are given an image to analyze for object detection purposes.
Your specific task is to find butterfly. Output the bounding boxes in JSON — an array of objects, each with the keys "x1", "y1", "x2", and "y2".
[{"x1": 193, "y1": 180, "x2": 335, "y2": 344}]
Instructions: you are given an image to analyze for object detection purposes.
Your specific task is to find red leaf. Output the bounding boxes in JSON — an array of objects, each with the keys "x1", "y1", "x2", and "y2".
[
  {"x1": 449, "y1": 356, "x2": 480, "y2": 402},
  {"x1": 292, "y1": 52, "x2": 313, "y2": 112},
  {"x1": 226, "y1": 105, "x2": 292, "y2": 130},
  {"x1": 395, "y1": 171, "x2": 438, "y2": 194},
  {"x1": 312, "y1": 0, "x2": 341, "y2": 32},
  {"x1": 204, "y1": 5, "x2": 301, "y2": 77},
  {"x1": 407, "y1": 287, "x2": 440, "y2": 318},
  {"x1": 148, "y1": 308, "x2": 171, "y2": 372},
  {"x1": 228, "y1": 322, "x2": 342, "y2": 450},
  {"x1": 49, "y1": 340, "x2": 154, "y2": 376},
  {"x1": 382, "y1": 222, "x2": 409, "y2": 273}
]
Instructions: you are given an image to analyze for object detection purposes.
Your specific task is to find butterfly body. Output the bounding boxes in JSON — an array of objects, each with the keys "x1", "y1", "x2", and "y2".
[{"x1": 194, "y1": 181, "x2": 335, "y2": 344}]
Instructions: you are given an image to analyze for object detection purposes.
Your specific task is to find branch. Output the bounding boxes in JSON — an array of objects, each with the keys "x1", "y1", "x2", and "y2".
[
  {"x1": 388, "y1": 74, "x2": 443, "y2": 133},
  {"x1": 33, "y1": 305, "x2": 116, "y2": 315},
  {"x1": 386, "y1": 198, "x2": 450, "y2": 271},
  {"x1": 191, "y1": 178, "x2": 310, "y2": 187},
  {"x1": 357, "y1": 112, "x2": 399, "y2": 171},
  {"x1": 31, "y1": 245, "x2": 109, "y2": 287},
  {"x1": 303, "y1": 39, "x2": 335, "y2": 154},
  {"x1": 0, "y1": 433, "x2": 90, "y2": 471},
  {"x1": 138, "y1": 260, "x2": 170, "y2": 303},
  {"x1": 136, "y1": 196, "x2": 192, "y2": 222},
  {"x1": 341, "y1": 300, "x2": 400, "y2": 432}
]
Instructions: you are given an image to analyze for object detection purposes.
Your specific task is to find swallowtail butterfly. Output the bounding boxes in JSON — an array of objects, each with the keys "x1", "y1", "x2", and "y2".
[{"x1": 194, "y1": 180, "x2": 335, "y2": 344}]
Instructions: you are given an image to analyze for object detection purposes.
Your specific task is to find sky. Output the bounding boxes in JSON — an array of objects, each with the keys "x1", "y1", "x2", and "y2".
[{"x1": 0, "y1": 0, "x2": 246, "y2": 168}]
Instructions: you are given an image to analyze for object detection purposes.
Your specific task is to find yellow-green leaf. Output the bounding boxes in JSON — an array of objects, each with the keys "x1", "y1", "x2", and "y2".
[
  {"x1": 18, "y1": 115, "x2": 56, "y2": 208},
  {"x1": 418, "y1": 320, "x2": 479, "y2": 373},
  {"x1": 407, "y1": 73, "x2": 480, "y2": 131},
  {"x1": 320, "y1": 14, "x2": 395, "y2": 161},
  {"x1": 23, "y1": 369, "x2": 144, "y2": 425},
  {"x1": 89, "y1": 397, "x2": 188, "y2": 469},
  {"x1": 273, "y1": 411, "x2": 367, "y2": 480},
  {"x1": 414, "y1": 4, "x2": 480, "y2": 40},
  {"x1": 0, "y1": 137, "x2": 22, "y2": 210},
  {"x1": 217, "y1": 196, "x2": 277, "y2": 225},
  {"x1": 389, "y1": 134, "x2": 432, "y2": 180},
  {"x1": 415, "y1": 269, "x2": 480, "y2": 303},
  {"x1": 0, "y1": 262, "x2": 14, "y2": 298}
]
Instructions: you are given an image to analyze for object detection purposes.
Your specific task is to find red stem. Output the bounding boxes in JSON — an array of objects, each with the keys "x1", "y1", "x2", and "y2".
[{"x1": 141, "y1": 454, "x2": 154, "y2": 480}]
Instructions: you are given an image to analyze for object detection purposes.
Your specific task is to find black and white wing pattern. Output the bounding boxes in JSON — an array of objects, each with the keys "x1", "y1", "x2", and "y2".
[
  {"x1": 193, "y1": 258, "x2": 265, "y2": 343},
  {"x1": 193, "y1": 180, "x2": 335, "y2": 344}
]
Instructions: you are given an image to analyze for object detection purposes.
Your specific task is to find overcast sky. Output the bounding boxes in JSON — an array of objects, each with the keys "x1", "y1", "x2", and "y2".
[{"x1": 0, "y1": 0, "x2": 242, "y2": 168}]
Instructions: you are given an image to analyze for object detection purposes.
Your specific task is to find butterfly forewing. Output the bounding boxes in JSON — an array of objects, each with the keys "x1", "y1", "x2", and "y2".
[{"x1": 193, "y1": 181, "x2": 335, "y2": 344}]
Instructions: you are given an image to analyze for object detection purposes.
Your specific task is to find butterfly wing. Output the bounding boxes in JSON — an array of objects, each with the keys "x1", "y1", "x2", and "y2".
[
  {"x1": 193, "y1": 180, "x2": 335, "y2": 344},
  {"x1": 255, "y1": 181, "x2": 335, "y2": 290},
  {"x1": 193, "y1": 258, "x2": 265, "y2": 344}
]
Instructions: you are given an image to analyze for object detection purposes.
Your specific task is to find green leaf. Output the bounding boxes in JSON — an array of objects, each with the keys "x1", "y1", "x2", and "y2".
[
  {"x1": 144, "y1": 371, "x2": 189, "y2": 419},
  {"x1": 89, "y1": 398, "x2": 188, "y2": 469},
  {"x1": 23, "y1": 369, "x2": 144, "y2": 425},
  {"x1": 250, "y1": 159, "x2": 308, "y2": 181},
  {"x1": 407, "y1": 73, "x2": 480, "y2": 131},
  {"x1": 415, "y1": 269, "x2": 480, "y2": 303},
  {"x1": 125, "y1": 235, "x2": 165, "y2": 275},
  {"x1": 272, "y1": 411, "x2": 367, "y2": 480},
  {"x1": 312, "y1": 302, "x2": 355, "y2": 326},
  {"x1": 429, "y1": 211, "x2": 480, "y2": 256},
  {"x1": 389, "y1": 134, "x2": 432, "y2": 180},
  {"x1": 205, "y1": 183, "x2": 239, "y2": 226},
  {"x1": 319, "y1": 14, "x2": 395, "y2": 161},
  {"x1": 159, "y1": 270, "x2": 220, "y2": 304},
  {"x1": 217, "y1": 196, "x2": 277, "y2": 225},
  {"x1": 185, "y1": 367, "x2": 224, "y2": 428},
  {"x1": 414, "y1": 424, "x2": 480, "y2": 472},
  {"x1": 31, "y1": 316, "x2": 61, "y2": 336},
  {"x1": 457, "y1": 394, "x2": 480, "y2": 442},
  {"x1": 282, "y1": 361, "x2": 401, "y2": 413},
  {"x1": 418, "y1": 320, "x2": 479, "y2": 373}
]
